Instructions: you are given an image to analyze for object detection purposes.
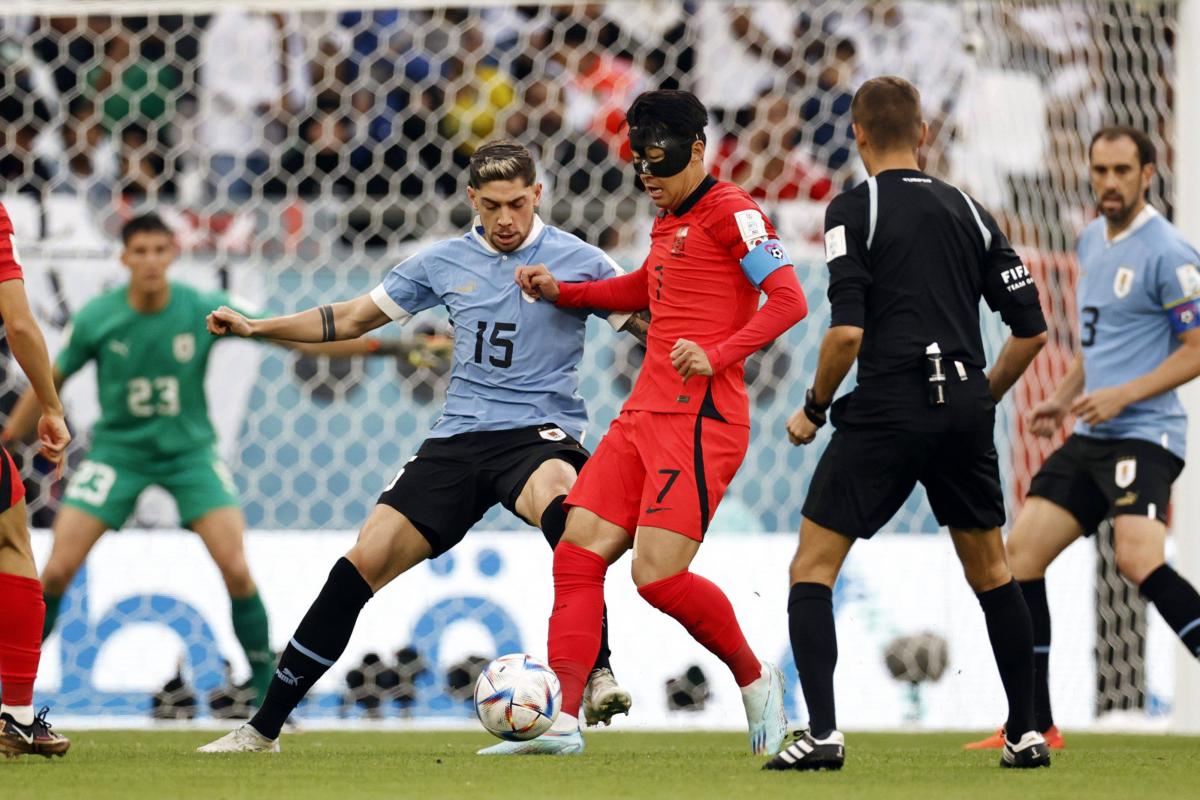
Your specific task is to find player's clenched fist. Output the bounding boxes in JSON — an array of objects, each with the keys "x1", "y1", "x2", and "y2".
[
  {"x1": 514, "y1": 264, "x2": 560, "y2": 302},
  {"x1": 670, "y1": 338, "x2": 713, "y2": 380},
  {"x1": 786, "y1": 408, "x2": 818, "y2": 446},
  {"x1": 207, "y1": 306, "x2": 254, "y2": 337}
]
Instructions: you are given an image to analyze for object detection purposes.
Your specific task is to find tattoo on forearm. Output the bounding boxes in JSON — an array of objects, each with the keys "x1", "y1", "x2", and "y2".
[
  {"x1": 621, "y1": 310, "x2": 650, "y2": 345},
  {"x1": 318, "y1": 304, "x2": 336, "y2": 342}
]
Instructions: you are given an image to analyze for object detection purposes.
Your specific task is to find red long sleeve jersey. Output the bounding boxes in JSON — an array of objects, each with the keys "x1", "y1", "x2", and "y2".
[
  {"x1": 0, "y1": 203, "x2": 25, "y2": 283},
  {"x1": 558, "y1": 177, "x2": 806, "y2": 427}
]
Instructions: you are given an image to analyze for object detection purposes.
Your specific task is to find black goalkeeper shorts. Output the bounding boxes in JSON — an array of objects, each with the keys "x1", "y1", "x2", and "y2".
[
  {"x1": 802, "y1": 417, "x2": 1005, "y2": 539},
  {"x1": 377, "y1": 423, "x2": 589, "y2": 556},
  {"x1": 1027, "y1": 434, "x2": 1183, "y2": 534}
]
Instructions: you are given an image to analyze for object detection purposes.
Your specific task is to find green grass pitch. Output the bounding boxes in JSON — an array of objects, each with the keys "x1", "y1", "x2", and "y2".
[{"x1": 4, "y1": 730, "x2": 1198, "y2": 799}]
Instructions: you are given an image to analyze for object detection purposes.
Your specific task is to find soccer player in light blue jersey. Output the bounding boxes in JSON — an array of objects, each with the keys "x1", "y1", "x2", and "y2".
[
  {"x1": 966, "y1": 126, "x2": 1200, "y2": 751},
  {"x1": 197, "y1": 140, "x2": 646, "y2": 752}
]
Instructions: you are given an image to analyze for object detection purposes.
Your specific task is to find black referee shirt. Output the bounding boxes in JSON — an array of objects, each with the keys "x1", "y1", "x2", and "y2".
[{"x1": 823, "y1": 168, "x2": 1046, "y2": 427}]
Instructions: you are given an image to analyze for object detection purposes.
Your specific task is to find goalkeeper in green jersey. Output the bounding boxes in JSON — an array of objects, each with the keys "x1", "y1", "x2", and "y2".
[{"x1": 1, "y1": 213, "x2": 389, "y2": 705}]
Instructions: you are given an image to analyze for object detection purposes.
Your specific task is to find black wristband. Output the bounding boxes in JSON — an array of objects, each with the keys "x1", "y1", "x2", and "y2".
[
  {"x1": 803, "y1": 388, "x2": 828, "y2": 428},
  {"x1": 318, "y1": 304, "x2": 336, "y2": 342}
]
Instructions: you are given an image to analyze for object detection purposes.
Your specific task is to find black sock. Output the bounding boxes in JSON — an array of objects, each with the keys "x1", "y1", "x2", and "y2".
[
  {"x1": 1140, "y1": 564, "x2": 1200, "y2": 659},
  {"x1": 541, "y1": 494, "x2": 612, "y2": 674},
  {"x1": 788, "y1": 582, "x2": 837, "y2": 737},
  {"x1": 1018, "y1": 579, "x2": 1054, "y2": 731},
  {"x1": 977, "y1": 579, "x2": 1036, "y2": 738},
  {"x1": 249, "y1": 558, "x2": 373, "y2": 739}
]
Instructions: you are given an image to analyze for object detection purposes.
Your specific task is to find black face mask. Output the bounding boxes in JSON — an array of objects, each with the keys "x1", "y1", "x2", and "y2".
[{"x1": 629, "y1": 126, "x2": 700, "y2": 178}]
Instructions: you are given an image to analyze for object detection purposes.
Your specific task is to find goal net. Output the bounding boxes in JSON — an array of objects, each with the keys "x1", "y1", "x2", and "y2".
[{"x1": 0, "y1": 0, "x2": 1187, "y2": 728}]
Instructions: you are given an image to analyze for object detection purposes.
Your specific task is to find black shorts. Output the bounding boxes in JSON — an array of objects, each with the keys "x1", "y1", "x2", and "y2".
[
  {"x1": 802, "y1": 419, "x2": 1005, "y2": 539},
  {"x1": 1027, "y1": 435, "x2": 1184, "y2": 534},
  {"x1": 377, "y1": 424, "x2": 589, "y2": 556}
]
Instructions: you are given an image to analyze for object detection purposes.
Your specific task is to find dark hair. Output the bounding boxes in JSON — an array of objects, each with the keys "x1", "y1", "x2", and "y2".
[
  {"x1": 121, "y1": 212, "x2": 173, "y2": 245},
  {"x1": 850, "y1": 76, "x2": 923, "y2": 151},
  {"x1": 1089, "y1": 125, "x2": 1156, "y2": 166},
  {"x1": 468, "y1": 139, "x2": 536, "y2": 188},
  {"x1": 625, "y1": 90, "x2": 708, "y2": 143}
]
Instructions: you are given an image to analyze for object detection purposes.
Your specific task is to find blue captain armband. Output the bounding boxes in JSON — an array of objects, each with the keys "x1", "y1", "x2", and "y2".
[
  {"x1": 1167, "y1": 296, "x2": 1200, "y2": 335},
  {"x1": 740, "y1": 238, "x2": 792, "y2": 288}
]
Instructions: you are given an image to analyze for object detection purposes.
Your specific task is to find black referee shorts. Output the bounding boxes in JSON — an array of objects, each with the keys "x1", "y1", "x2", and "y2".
[
  {"x1": 377, "y1": 424, "x2": 589, "y2": 556},
  {"x1": 1027, "y1": 434, "x2": 1183, "y2": 534},
  {"x1": 802, "y1": 418, "x2": 1005, "y2": 539}
]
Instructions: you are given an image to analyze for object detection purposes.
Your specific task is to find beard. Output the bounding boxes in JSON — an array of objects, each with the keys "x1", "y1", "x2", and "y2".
[{"x1": 1098, "y1": 192, "x2": 1137, "y2": 227}]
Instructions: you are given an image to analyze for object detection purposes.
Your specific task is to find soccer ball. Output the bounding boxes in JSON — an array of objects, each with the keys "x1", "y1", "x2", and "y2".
[{"x1": 474, "y1": 653, "x2": 561, "y2": 740}]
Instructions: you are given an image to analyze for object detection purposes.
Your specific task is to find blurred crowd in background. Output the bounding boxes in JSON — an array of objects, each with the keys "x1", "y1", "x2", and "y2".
[{"x1": 0, "y1": 2, "x2": 1178, "y2": 253}]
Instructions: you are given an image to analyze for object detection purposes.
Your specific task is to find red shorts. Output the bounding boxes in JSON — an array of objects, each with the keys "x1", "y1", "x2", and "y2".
[
  {"x1": 566, "y1": 410, "x2": 749, "y2": 541},
  {"x1": 0, "y1": 445, "x2": 25, "y2": 512}
]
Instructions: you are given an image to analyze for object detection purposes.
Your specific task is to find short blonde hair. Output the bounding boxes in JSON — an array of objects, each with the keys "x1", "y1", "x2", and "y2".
[{"x1": 469, "y1": 140, "x2": 536, "y2": 188}]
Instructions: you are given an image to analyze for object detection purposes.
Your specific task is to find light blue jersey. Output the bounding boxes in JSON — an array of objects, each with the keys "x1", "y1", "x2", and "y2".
[
  {"x1": 1075, "y1": 206, "x2": 1200, "y2": 459},
  {"x1": 370, "y1": 216, "x2": 627, "y2": 441}
]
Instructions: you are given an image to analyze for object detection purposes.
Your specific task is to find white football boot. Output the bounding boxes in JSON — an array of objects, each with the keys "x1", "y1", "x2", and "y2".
[
  {"x1": 197, "y1": 723, "x2": 280, "y2": 753},
  {"x1": 476, "y1": 712, "x2": 585, "y2": 755},
  {"x1": 582, "y1": 668, "x2": 632, "y2": 727},
  {"x1": 741, "y1": 661, "x2": 788, "y2": 756}
]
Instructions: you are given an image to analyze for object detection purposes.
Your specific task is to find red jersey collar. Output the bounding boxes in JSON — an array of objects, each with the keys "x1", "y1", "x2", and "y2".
[{"x1": 667, "y1": 175, "x2": 718, "y2": 218}]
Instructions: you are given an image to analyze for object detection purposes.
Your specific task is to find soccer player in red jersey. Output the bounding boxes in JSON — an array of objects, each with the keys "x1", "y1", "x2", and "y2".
[
  {"x1": 0, "y1": 201, "x2": 72, "y2": 758},
  {"x1": 492, "y1": 90, "x2": 808, "y2": 756}
]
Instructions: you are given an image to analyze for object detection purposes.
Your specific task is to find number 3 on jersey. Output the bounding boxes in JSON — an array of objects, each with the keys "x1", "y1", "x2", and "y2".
[
  {"x1": 127, "y1": 376, "x2": 181, "y2": 417},
  {"x1": 474, "y1": 321, "x2": 516, "y2": 368}
]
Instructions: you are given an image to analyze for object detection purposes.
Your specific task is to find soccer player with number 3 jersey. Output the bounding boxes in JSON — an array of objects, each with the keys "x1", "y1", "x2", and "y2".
[
  {"x1": 967, "y1": 126, "x2": 1200, "y2": 751},
  {"x1": 503, "y1": 90, "x2": 808, "y2": 757}
]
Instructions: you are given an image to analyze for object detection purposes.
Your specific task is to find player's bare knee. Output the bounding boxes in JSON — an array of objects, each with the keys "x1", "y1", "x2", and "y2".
[
  {"x1": 1005, "y1": 535, "x2": 1040, "y2": 581},
  {"x1": 1113, "y1": 546, "x2": 1160, "y2": 586}
]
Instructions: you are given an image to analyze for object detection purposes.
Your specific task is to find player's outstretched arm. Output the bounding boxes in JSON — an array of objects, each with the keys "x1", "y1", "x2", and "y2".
[
  {"x1": 0, "y1": 280, "x2": 69, "y2": 463},
  {"x1": 207, "y1": 292, "x2": 391, "y2": 343},
  {"x1": 986, "y1": 331, "x2": 1048, "y2": 402},
  {"x1": 1072, "y1": 327, "x2": 1200, "y2": 426},
  {"x1": 518, "y1": 263, "x2": 650, "y2": 312}
]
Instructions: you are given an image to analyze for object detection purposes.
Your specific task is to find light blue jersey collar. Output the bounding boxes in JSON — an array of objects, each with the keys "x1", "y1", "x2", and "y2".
[
  {"x1": 1105, "y1": 205, "x2": 1158, "y2": 245},
  {"x1": 470, "y1": 215, "x2": 546, "y2": 254}
]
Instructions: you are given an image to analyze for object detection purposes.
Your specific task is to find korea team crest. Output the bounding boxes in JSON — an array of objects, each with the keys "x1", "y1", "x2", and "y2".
[
  {"x1": 1113, "y1": 267, "x2": 1135, "y2": 299},
  {"x1": 173, "y1": 333, "x2": 195, "y2": 363},
  {"x1": 1115, "y1": 457, "x2": 1137, "y2": 489}
]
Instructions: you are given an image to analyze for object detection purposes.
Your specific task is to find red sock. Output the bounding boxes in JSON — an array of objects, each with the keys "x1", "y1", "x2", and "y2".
[
  {"x1": 638, "y1": 571, "x2": 761, "y2": 687},
  {"x1": 548, "y1": 542, "x2": 608, "y2": 717},
  {"x1": 0, "y1": 572, "x2": 44, "y2": 707}
]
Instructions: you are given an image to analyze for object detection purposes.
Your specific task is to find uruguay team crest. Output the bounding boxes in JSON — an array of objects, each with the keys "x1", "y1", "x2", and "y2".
[
  {"x1": 539, "y1": 427, "x2": 567, "y2": 442},
  {"x1": 1113, "y1": 267, "x2": 1135, "y2": 298},
  {"x1": 173, "y1": 333, "x2": 195, "y2": 363},
  {"x1": 1115, "y1": 458, "x2": 1137, "y2": 489}
]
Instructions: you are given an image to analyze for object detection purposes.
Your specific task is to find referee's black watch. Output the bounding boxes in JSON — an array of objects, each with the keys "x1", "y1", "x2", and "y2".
[{"x1": 803, "y1": 388, "x2": 829, "y2": 428}]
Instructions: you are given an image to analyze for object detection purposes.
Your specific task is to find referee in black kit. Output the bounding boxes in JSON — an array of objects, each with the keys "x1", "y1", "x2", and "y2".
[{"x1": 764, "y1": 77, "x2": 1051, "y2": 772}]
